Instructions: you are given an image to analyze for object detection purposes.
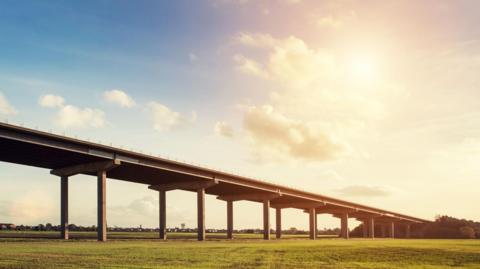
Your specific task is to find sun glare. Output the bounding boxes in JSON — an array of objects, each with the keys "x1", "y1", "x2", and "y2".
[{"x1": 349, "y1": 57, "x2": 377, "y2": 82}]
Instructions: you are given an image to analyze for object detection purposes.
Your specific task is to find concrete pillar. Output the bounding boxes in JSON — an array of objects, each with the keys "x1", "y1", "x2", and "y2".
[
  {"x1": 309, "y1": 208, "x2": 317, "y2": 240},
  {"x1": 227, "y1": 200, "x2": 233, "y2": 239},
  {"x1": 97, "y1": 170, "x2": 107, "y2": 242},
  {"x1": 389, "y1": 221, "x2": 395, "y2": 238},
  {"x1": 368, "y1": 218, "x2": 375, "y2": 239},
  {"x1": 197, "y1": 188, "x2": 205, "y2": 241},
  {"x1": 340, "y1": 213, "x2": 349, "y2": 239},
  {"x1": 275, "y1": 207, "x2": 281, "y2": 239},
  {"x1": 362, "y1": 220, "x2": 368, "y2": 238},
  {"x1": 159, "y1": 190, "x2": 166, "y2": 240},
  {"x1": 405, "y1": 224, "x2": 411, "y2": 238},
  {"x1": 380, "y1": 225, "x2": 386, "y2": 238},
  {"x1": 263, "y1": 199, "x2": 270, "y2": 240},
  {"x1": 60, "y1": 176, "x2": 69, "y2": 240}
]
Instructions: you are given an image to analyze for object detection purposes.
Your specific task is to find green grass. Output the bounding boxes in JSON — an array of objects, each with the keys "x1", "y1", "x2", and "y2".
[
  {"x1": 0, "y1": 232, "x2": 479, "y2": 269},
  {"x1": 0, "y1": 231, "x2": 322, "y2": 240}
]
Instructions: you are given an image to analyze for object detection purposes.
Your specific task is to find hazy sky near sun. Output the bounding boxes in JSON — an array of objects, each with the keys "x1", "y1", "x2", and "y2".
[{"x1": 0, "y1": 0, "x2": 479, "y2": 230}]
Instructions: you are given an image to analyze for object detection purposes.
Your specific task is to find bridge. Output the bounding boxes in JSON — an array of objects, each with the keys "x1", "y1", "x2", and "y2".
[{"x1": 0, "y1": 122, "x2": 429, "y2": 241}]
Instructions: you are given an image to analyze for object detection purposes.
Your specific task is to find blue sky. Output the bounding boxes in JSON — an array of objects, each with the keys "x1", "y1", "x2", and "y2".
[{"x1": 1, "y1": 0, "x2": 479, "y2": 230}]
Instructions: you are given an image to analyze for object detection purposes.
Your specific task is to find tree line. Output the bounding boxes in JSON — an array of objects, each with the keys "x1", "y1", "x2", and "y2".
[{"x1": 350, "y1": 215, "x2": 479, "y2": 239}]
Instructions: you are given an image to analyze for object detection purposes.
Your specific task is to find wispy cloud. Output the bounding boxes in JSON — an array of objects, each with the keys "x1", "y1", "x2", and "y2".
[
  {"x1": 233, "y1": 54, "x2": 269, "y2": 79},
  {"x1": 235, "y1": 32, "x2": 277, "y2": 48},
  {"x1": 315, "y1": 11, "x2": 356, "y2": 29},
  {"x1": 0, "y1": 190, "x2": 55, "y2": 223},
  {"x1": 283, "y1": 0, "x2": 302, "y2": 5},
  {"x1": 335, "y1": 185, "x2": 394, "y2": 197},
  {"x1": 214, "y1": 121, "x2": 234, "y2": 137},
  {"x1": 0, "y1": 92, "x2": 17, "y2": 115},
  {"x1": 189, "y1": 53, "x2": 198, "y2": 62},
  {"x1": 108, "y1": 196, "x2": 191, "y2": 227},
  {"x1": 212, "y1": 0, "x2": 301, "y2": 6},
  {"x1": 147, "y1": 102, "x2": 196, "y2": 132}
]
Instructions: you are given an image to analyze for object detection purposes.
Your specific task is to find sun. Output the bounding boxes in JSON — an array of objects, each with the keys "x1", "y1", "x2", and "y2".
[{"x1": 348, "y1": 57, "x2": 378, "y2": 82}]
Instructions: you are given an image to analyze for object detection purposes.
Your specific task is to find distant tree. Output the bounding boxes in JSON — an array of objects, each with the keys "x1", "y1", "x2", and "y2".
[
  {"x1": 348, "y1": 215, "x2": 480, "y2": 239},
  {"x1": 349, "y1": 224, "x2": 364, "y2": 237},
  {"x1": 68, "y1": 224, "x2": 77, "y2": 231},
  {"x1": 459, "y1": 226, "x2": 476, "y2": 239},
  {"x1": 421, "y1": 215, "x2": 479, "y2": 239}
]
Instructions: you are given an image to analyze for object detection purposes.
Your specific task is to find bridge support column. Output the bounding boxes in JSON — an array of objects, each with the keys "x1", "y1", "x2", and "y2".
[
  {"x1": 309, "y1": 208, "x2": 317, "y2": 240},
  {"x1": 227, "y1": 200, "x2": 233, "y2": 239},
  {"x1": 368, "y1": 218, "x2": 375, "y2": 239},
  {"x1": 380, "y1": 225, "x2": 386, "y2": 238},
  {"x1": 340, "y1": 213, "x2": 349, "y2": 239},
  {"x1": 159, "y1": 190, "x2": 167, "y2": 240},
  {"x1": 50, "y1": 160, "x2": 120, "y2": 242},
  {"x1": 60, "y1": 176, "x2": 69, "y2": 240},
  {"x1": 362, "y1": 220, "x2": 368, "y2": 238},
  {"x1": 97, "y1": 170, "x2": 107, "y2": 242},
  {"x1": 148, "y1": 179, "x2": 218, "y2": 242},
  {"x1": 276, "y1": 207, "x2": 281, "y2": 239},
  {"x1": 389, "y1": 221, "x2": 395, "y2": 239},
  {"x1": 405, "y1": 223, "x2": 411, "y2": 238},
  {"x1": 263, "y1": 199, "x2": 270, "y2": 240},
  {"x1": 197, "y1": 188, "x2": 206, "y2": 241}
]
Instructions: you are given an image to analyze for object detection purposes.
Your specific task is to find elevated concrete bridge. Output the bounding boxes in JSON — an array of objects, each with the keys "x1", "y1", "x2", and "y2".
[{"x1": 0, "y1": 122, "x2": 429, "y2": 241}]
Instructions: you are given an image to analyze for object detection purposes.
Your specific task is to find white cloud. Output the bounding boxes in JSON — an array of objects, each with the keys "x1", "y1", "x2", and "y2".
[
  {"x1": 0, "y1": 92, "x2": 17, "y2": 115},
  {"x1": 244, "y1": 105, "x2": 347, "y2": 162},
  {"x1": 103, "y1": 89, "x2": 136, "y2": 108},
  {"x1": 234, "y1": 34, "x2": 340, "y2": 87},
  {"x1": 233, "y1": 33, "x2": 389, "y2": 162},
  {"x1": 214, "y1": 121, "x2": 234, "y2": 137},
  {"x1": 55, "y1": 105, "x2": 105, "y2": 129},
  {"x1": 335, "y1": 185, "x2": 393, "y2": 197},
  {"x1": 38, "y1": 93, "x2": 106, "y2": 129},
  {"x1": 38, "y1": 94, "x2": 65, "y2": 108},
  {"x1": 147, "y1": 102, "x2": 195, "y2": 131}
]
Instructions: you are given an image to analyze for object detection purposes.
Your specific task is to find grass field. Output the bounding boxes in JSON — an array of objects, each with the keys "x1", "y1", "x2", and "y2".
[
  {"x1": 0, "y1": 232, "x2": 479, "y2": 269},
  {"x1": 0, "y1": 231, "x2": 317, "y2": 240}
]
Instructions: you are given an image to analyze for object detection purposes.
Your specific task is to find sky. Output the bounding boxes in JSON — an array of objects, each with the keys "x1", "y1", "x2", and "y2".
[{"x1": 0, "y1": 0, "x2": 479, "y2": 230}]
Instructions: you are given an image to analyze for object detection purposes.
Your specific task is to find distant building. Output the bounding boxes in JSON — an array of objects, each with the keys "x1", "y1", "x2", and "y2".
[{"x1": 0, "y1": 223, "x2": 16, "y2": 230}]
